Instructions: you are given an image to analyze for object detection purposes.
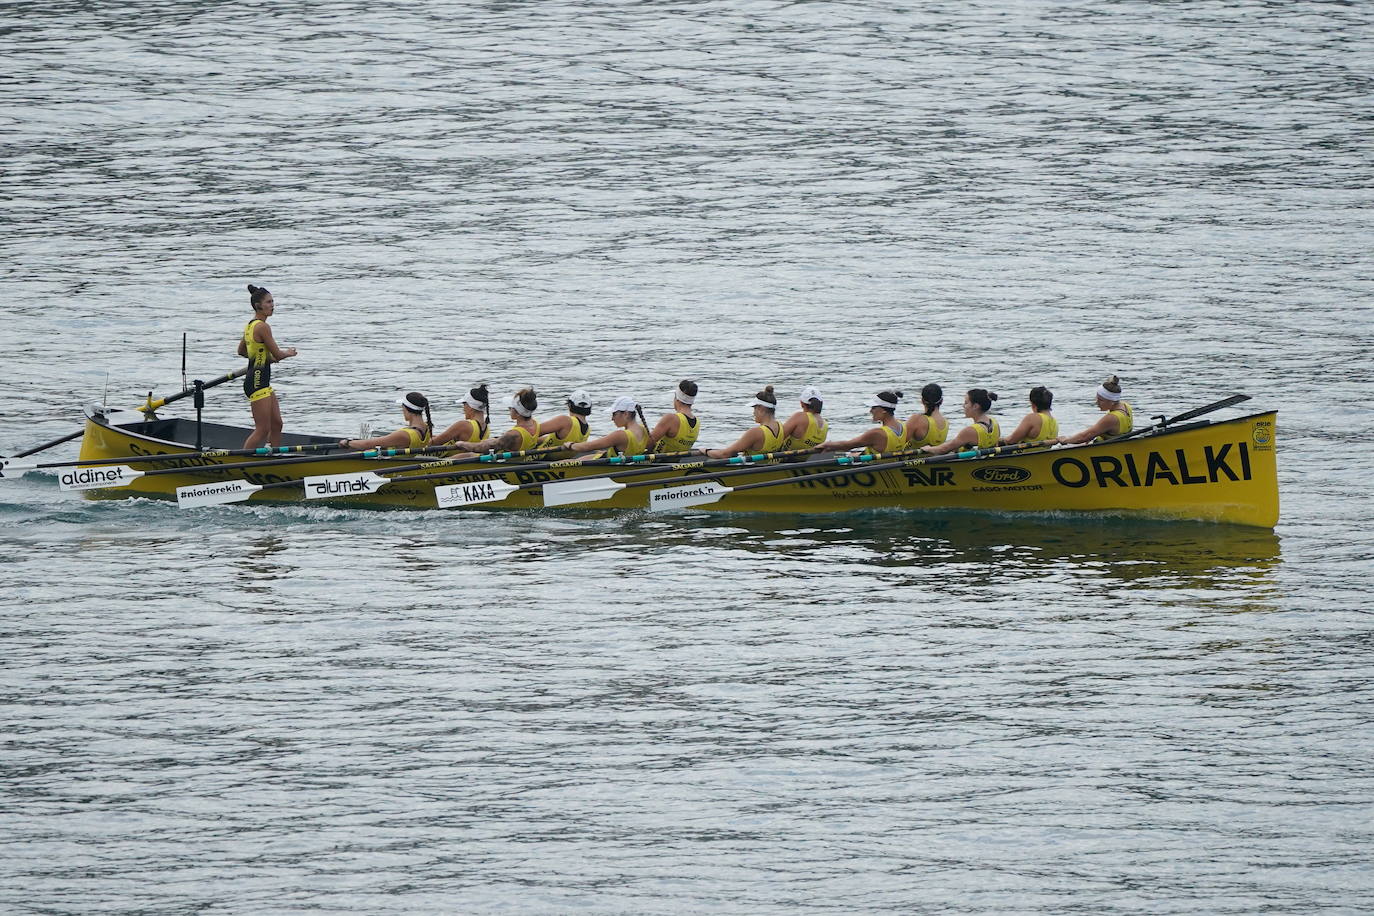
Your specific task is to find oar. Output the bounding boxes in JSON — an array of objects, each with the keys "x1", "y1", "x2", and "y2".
[
  {"x1": 1106, "y1": 393, "x2": 1251, "y2": 443},
  {"x1": 431, "y1": 447, "x2": 822, "y2": 509},
  {"x1": 536, "y1": 446, "x2": 830, "y2": 507},
  {"x1": 173, "y1": 444, "x2": 633, "y2": 508},
  {"x1": 646, "y1": 442, "x2": 1041, "y2": 511},
  {"x1": 1, "y1": 368, "x2": 251, "y2": 462}
]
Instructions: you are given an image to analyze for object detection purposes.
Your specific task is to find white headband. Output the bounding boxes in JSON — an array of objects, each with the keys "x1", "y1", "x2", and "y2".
[
  {"x1": 462, "y1": 392, "x2": 487, "y2": 410},
  {"x1": 1097, "y1": 385, "x2": 1125, "y2": 402},
  {"x1": 508, "y1": 395, "x2": 535, "y2": 418},
  {"x1": 396, "y1": 396, "x2": 425, "y2": 413},
  {"x1": 867, "y1": 393, "x2": 901, "y2": 410},
  {"x1": 674, "y1": 385, "x2": 696, "y2": 405},
  {"x1": 747, "y1": 397, "x2": 777, "y2": 410}
]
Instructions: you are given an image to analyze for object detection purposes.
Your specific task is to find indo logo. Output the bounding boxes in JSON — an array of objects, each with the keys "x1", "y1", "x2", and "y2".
[{"x1": 971, "y1": 465, "x2": 1031, "y2": 484}]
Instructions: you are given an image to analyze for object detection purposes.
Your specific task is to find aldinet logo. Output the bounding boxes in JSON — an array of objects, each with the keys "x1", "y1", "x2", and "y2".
[{"x1": 971, "y1": 465, "x2": 1032, "y2": 484}]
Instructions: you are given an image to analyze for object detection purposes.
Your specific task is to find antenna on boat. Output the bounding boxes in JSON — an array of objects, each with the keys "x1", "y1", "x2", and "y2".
[{"x1": 102, "y1": 371, "x2": 110, "y2": 406}]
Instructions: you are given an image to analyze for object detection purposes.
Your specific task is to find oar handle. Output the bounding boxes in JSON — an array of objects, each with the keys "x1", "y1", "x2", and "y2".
[{"x1": 142, "y1": 367, "x2": 249, "y2": 414}]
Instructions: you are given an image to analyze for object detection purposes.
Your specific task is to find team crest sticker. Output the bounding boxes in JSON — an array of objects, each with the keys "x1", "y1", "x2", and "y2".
[{"x1": 1252, "y1": 421, "x2": 1274, "y2": 450}]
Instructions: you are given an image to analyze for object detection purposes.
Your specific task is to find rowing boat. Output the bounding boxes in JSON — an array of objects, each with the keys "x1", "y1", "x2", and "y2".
[{"x1": 58, "y1": 402, "x2": 1280, "y2": 527}]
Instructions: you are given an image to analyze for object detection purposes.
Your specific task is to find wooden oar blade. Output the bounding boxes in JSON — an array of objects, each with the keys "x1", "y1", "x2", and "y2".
[
  {"x1": 57, "y1": 465, "x2": 145, "y2": 491},
  {"x1": 648, "y1": 481, "x2": 733, "y2": 512},
  {"x1": 434, "y1": 478, "x2": 520, "y2": 509},
  {"x1": 176, "y1": 479, "x2": 262, "y2": 508},
  {"x1": 541, "y1": 477, "x2": 625, "y2": 507},
  {"x1": 302, "y1": 471, "x2": 391, "y2": 500}
]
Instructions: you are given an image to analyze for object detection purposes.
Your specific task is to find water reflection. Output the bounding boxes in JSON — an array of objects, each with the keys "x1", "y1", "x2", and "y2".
[{"x1": 632, "y1": 510, "x2": 1281, "y2": 587}]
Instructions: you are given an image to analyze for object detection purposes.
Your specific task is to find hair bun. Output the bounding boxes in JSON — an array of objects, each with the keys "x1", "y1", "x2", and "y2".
[
  {"x1": 1103, "y1": 375, "x2": 1122, "y2": 393},
  {"x1": 988, "y1": 391, "x2": 999, "y2": 402},
  {"x1": 894, "y1": 389, "x2": 904, "y2": 400},
  {"x1": 764, "y1": 385, "x2": 774, "y2": 395},
  {"x1": 247, "y1": 284, "x2": 259, "y2": 294}
]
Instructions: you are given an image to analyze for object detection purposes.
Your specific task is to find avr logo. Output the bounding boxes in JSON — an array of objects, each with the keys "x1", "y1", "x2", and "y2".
[{"x1": 971, "y1": 466, "x2": 1031, "y2": 484}]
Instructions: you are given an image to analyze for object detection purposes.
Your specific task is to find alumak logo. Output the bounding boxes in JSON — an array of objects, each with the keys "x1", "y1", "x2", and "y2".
[
  {"x1": 971, "y1": 465, "x2": 1032, "y2": 484},
  {"x1": 306, "y1": 474, "x2": 382, "y2": 497}
]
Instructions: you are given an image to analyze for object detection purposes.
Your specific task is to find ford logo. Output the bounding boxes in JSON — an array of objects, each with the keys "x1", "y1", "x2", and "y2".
[{"x1": 972, "y1": 465, "x2": 1032, "y2": 484}]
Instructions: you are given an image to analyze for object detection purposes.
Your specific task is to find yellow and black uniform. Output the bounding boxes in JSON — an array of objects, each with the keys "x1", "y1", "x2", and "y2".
[
  {"x1": 907, "y1": 415, "x2": 947, "y2": 449},
  {"x1": 242, "y1": 318, "x2": 273, "y2": 402},
  {"x1": 610, "y1": 424, "x2": 649, "y2": 458},
  {"x1": 785, "y1": 413, "x2": 828, "y2": 450},
  {"x1": 756, "y1": 422, "x2": 786, "y2": 453},
  {"x1": 656, "y1": 412, "x2": 700, "y2": 453},
  {"x1": 974, "y1": 416, "x2": 1001, "y2": 449},
  {"x1": 865, "y1": 423, "x2": 907, "y2": 455},
  {"x1": 539, "y1": 416, "x2": 589, "y2": 450},
  {"x1": 1095, "y1": 402, "x2": 1133, "y2": 441},
  {"x1": 1028, "y1": 411, "x2": 1058, "y2": 443},
  {"x1": 394, "y1": 424, "x2": 432, "y2": 449},
  {"x1": 504, "y1": 423, "x2": 541, "y2": 452}
]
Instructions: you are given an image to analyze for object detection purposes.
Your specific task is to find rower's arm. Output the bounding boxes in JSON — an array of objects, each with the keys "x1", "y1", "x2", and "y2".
[
  {"x1": 568, "y1": 428, "x2": 627, "y2": 454},
  {"x1": 1000, "y1": 413, "x2": 1037, "y2": 446},
  {"x1": 922, "y1": 425, "x2": 978, "y2": 455},
  {"x1": 704, "y1": 426, "x2": 764, "y2": 459},
  {"x1": 1059, "y1": 414, "x2": 1118, "y2": 446},
  {"x1": 341, "y1": 429, "x2": 412, "y2": 451},
  {"x1": 257, "y1": 322, "x2": 297, "y2": 362},
  {"x1": 816, "y1": 428, "x2": 882, "y2": 453},
  {"x1": 431, "y1": 419, "x2": 476, "y2": 447}
]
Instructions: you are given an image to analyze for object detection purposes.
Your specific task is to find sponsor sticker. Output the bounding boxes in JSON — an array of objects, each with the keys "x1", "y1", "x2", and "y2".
[{"x1": 970, "y1": 465, "x2": 1032, "y2": 485}]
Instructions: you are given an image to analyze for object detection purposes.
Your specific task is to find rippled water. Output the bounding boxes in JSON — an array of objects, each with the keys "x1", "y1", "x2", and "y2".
[{"x1": 3, "y1": 0, "x2": 1373, "y2": 911}]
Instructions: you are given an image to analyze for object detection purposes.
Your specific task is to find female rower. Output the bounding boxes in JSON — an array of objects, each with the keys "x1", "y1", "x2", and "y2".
[
  {"x1": 536, "y1": 389, "x2": 593, "y2": 451},
  {"x1": 1056, "y1": 375, "x2": 1133, "y2": 445},
  {"x1": 339, "y1": 392, "x2": 433, "y2": 451},
  {"x1": 703, "y1": 385, "x2": 786, "y2": 459},
  {"x1": 780, "y1": 385, "x2": 829, "y2": 450},
  {"x1": 431, "y1": 384, "x2": 490, "y2": 447},
  {"x1": 902, "y1": 383, "x2": 948, "y2": 450},
  {"x1": 238, "y1": 284, "x2": 298, "y2": 449},
  {"x1": 816, "y1": 390, "x2": 907, "y2": 454},
  {"x1": 459, "y1": 388, "x2": 542, "y2": 454},
  {"x1": 918, "y1": 389, "x2": 1000, "y2": 455},
  {"x1": 1000, "y1": 386, "x2": 1057, "y2": 445},
  {"x1": 647, "y1": 379, "x2": 701, "y2": 454},
  {"x1": 566, "y1": 396, "x2": 650, "y2": 458}
]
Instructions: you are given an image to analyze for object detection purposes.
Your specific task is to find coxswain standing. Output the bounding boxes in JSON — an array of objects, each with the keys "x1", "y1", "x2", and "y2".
[{"x1": 238, "y1": 284, "x2": 298, "y2": 449}]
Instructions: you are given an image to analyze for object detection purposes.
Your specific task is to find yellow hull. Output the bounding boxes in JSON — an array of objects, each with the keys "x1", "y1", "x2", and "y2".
[{"x1": 77, "y1": 410, "x2": 1280, "y2": 527}]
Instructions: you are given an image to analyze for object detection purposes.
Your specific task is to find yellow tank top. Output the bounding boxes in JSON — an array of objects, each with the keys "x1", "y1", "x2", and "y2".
[
  {"x1": 504, "y1": 423, "x2": 540, "y2": 451},
  {"x1": 397, "y1": 425, "x2": 432, "y2": 449},
  {"x1": 243, "y1": 319, "x2": 269, "y2": 367},
  {"x1": 539, "y1": 415, "x2": 589, "y2": 448},
  {"x1": 1028, "y1": 411, "x2": 1058, "y2": 443},
  {"x1": 756, "y1": 421, "x2": 786, "y2": 453},
  {"x1": 785, "y1": 412, "x2": 828, "y2": 450},
  {"x1": 906, "y1": 413, "x2": 948, "y2": 449},
  {"x1": 611, "y1": 423, "x2": 649, "y2": 457},
  {"x1": 656, "y1": 412, "x2": 699, "y2": 453},
  {"x1": 974, "y1": 416, "x2": 1001, "y2": 449},
  {"x1": 865, "y1": 422, "x2": 907, "y2": 455},
  {"x1": 1106, "y1": 402, "x2": 1133, "y2": 438}
]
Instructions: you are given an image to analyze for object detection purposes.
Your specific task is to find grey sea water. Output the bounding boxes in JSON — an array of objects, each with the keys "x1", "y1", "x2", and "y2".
[{"x1": 2, "y1": 0, "x2": 1372, "y2": 912}]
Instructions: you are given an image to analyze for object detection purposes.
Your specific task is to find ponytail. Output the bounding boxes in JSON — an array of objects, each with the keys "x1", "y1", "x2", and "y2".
[
  {"x1": 635, "y1": 404, "x2": 649, "y2": 436},
  {"x1": 921, "y1": 383, "x2": 943, "y2": 417},
  {"x1": 247, "y1": 283, "x2": 271, "y2": 310}
]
